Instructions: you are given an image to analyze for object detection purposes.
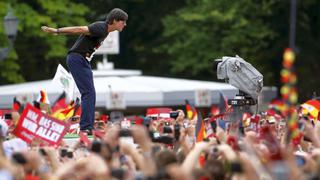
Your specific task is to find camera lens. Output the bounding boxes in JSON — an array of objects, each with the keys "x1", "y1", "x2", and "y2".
[
  {"x1": 163, "y1": 126, "x2": 172, "y2": 134},
  {"x1": 212, "y1": 59, "x2": 222, "y2": 73},
  {"x1": 12, "y1": 153, "x2": 27, "y2": 164},
  {"x1": 66, "y1": 151, "x2": 73, "y2": 158},
  {"x1": 60, "y1": 149, "x2": 67, "y2": 158}
]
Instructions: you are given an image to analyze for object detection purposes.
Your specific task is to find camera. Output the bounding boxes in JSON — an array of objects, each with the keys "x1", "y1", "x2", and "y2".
[
  {"x1": 214, "y1": 56, "x2": 263, "y2": 107},
  {"x1": 163, "y1": 126, "x2": 172, "y2": 134},
  {"x1": 4, "y1": 113, "x2": 12, "y2": 120},
  {"x1": 170, "y1": 111, "x2": 179, "y2": 119},
  {"x1": 12, "y1": 152, "x2": 27, "y2": 165},
  {"x1": 174, "y1": 124, "x2": 180, "y2": 141},
  {"x1": 111, "y1": 169, "x2": 125, "y2": 179},
  {"x1": 230, "y1": 162, "x2": 243, "y2": 173},
  {"x1": 228, "y1": 91, "x2": 257, "y2": 106},
  {"x1": 143, "y1": 117, "x2": 151, "y2": 127},
  {"x1": 91, "y1": 140, "x2": 102, "y2": 153},
  {"x1": 149, "y1": 131, "x2": 160, "y2": 139},
  {"x1": 119, "y1": 129, "x2": 131, "y2": 137},
  {"x1": 39, "y1": 148, "x2": 47, "y2": 156},
  {"x1": 60, "y1": 149, "x2": 73, "y2": 158},
  {"x1": 152, "y1": 135, "x2": 174, "y2": 145}
]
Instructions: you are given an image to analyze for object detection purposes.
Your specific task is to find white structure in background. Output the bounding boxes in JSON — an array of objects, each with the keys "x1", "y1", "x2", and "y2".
[
  {"x1": 0, "y1": 67, "x2": 278, "y2": 110},
  {"x1": 95, "y1": 31, "x2": 119, "y2": 70}
]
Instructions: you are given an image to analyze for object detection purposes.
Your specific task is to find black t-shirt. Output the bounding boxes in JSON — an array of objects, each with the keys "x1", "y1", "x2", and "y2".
[{"x1": 69, "y1": 21, "x2": 109, "y2": 58}]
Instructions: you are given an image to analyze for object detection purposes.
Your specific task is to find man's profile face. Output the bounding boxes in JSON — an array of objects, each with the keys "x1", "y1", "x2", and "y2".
[{"x1": 113, "y1": 20, "x2": 126, "y2": 32}]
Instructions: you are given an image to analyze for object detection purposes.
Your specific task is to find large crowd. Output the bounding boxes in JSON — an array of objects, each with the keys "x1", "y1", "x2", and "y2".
[{"x1": 1, "y1": 96, "x2": 320, "y2": 180}]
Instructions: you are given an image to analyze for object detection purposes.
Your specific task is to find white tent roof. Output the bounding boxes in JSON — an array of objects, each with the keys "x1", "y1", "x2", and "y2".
[{"x1": 0, "y1": 69, "x2": 239, "y2": 109}]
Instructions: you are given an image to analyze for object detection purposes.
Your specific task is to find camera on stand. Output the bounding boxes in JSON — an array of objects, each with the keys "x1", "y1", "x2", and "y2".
[
  {"x1": 213, "y1": 55, "x2": 263, "y2": 108},
  {"x1": 213, "y1": 56, "x2": 264, "y2": 126}
]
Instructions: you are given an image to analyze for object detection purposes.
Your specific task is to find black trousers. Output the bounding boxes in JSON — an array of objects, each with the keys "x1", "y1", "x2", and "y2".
[{"x1": 66, "y1": 52, "x2": 95, "y2": 130}]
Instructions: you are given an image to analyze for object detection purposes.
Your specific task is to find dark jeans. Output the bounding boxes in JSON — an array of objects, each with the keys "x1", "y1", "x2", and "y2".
[{"x1": 66, "y1": 52, "x2": 95, "y2": 130}]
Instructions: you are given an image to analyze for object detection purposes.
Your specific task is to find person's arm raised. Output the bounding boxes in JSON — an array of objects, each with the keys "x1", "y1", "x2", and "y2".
[
  {"x1": 131, "y1": 125, "x2": 157, "y2": 176},
  {"x1": 181, "y1": 142, "x2": 211, "y2": 172},
  {"x1": 41, "y1": 26, "x2": 90, "y2": 35}
]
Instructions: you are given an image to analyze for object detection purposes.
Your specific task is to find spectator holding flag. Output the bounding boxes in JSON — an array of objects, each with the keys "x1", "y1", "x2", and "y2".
[{"x1": 41, "y1": 8, "x2": 128, "y2": 134}]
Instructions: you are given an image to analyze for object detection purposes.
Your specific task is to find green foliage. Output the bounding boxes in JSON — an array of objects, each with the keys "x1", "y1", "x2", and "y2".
[
  {"x1": 158, "y1": 0, "x2": 278, "y2": 80},
  {"x1": 0, "y1": 0, "x2": 88, "y2": 84},
  {"x1": 158, "y1": 0, "x2": 320, "y2": 101}
]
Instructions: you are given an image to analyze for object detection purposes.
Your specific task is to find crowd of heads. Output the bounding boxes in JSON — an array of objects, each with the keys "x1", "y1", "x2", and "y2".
[{"x1": 1, "y1": 93, "x2": 320, "y2": 180}]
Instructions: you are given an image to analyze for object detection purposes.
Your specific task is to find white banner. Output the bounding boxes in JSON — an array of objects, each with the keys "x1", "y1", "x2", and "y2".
[
  {"x1": 52, "y1": 64, "x2": 76, "y2": 100},
  {"x1": 95, "y1": 31, "x2": 119, "y2": 54},
  {"x1": 195, "y1": 89, "x2": 211, "y2": 107}
]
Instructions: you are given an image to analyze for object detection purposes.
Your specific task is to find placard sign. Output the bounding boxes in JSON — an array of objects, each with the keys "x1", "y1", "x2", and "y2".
[
  {"x1": 195, "y1": 89, "x2": 212, "y2": 107},
  {"x1": 106, "y1": 91, "x2": 126, "y2": 110},
  {"x1": 13, "y1": 104, "x2": 70, "y2": 146}
]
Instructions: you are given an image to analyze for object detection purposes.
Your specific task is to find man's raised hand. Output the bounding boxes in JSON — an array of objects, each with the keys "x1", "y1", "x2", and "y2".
[{"x1": 41, "y1": 26, "x2": 58, "y2": 35}]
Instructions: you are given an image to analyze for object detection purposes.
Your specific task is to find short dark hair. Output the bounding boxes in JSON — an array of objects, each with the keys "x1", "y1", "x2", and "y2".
[{"x1": 106, "y1": 8, "x2": 128, "y2": 24}]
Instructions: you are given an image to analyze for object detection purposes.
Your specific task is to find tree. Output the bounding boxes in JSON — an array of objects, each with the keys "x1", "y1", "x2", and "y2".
[
  {"x1": 0, "y1": 0, "x2": 89, "y2": 84},
  {"x1": 158, "y1": 0, "x2": 278, "y2": 81},
  {"x1": 158, "y1": 0, "x2": 320, "y2": 101}
]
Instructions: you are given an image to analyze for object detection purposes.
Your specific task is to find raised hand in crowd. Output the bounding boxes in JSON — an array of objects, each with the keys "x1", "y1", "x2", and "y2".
[
  {"x1": 130, "y1": 125, "x2": 156, "y2": 176},
  {"x1": 303, "y1": 119, "x2": 320, "y2": 148}
]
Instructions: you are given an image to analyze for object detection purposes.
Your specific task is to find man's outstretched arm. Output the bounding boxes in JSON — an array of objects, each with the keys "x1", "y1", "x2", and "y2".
[{"x1": 41, "y1": 26, "x2": 90, "y2": 35}]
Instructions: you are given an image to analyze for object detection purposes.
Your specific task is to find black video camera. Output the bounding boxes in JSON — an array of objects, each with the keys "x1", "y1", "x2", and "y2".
[
  {"x1": 174, "y1": 124, "x2": 180, "y2": 141},
  {"x1": 4, "y1": 113, "x2": 12, "y2": 120},
  {"x1": 170, "y1": 111, "x2": 179, "y2": 119},
  {"x1": 152, "y1": 135, "x2": 174, "y2": 145},
  {"x1": 228, "y1": 91, "x2": 257, "y2": 106},
  {"x1": 119, "y1": 129, "x2": 132, "y2": 137},
  {"x1": 163, "y1": 126, "x2": 172, "y2": 134}
]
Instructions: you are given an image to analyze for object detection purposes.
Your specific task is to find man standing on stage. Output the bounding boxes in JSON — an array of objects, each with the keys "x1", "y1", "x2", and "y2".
[{"x1": 41, "y1": 8, "x2": 128, "y2": 134}]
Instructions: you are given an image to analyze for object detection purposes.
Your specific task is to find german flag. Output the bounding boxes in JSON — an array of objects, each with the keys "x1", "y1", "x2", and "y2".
[
  {"x1": 301, "y1": 99, "x2": 320, "y2": 122},
  {"x1": 37, "y1": 90, "x2": 50, "y2": 104},
  {"x1": 268, "y1": 99, "x2": 287, "y2": 116},
  {"x1": 195, "y1": 111, "x2": 206, "y2": 142},
  {"x1": 210, "y1": 105, "x2": 219, "y2": 116},
  {"x1": 52, "y1": 99, "x2": 77, "y2": 120},
  {"x1": 185, "y1": 100, "x2": 197, "y2": 120},
  {"x1": 12, "y1": 97, "x2": 21, "y2": 112},
  {"x1": 287, "y1": 108, "x2": 302, "y2": 146},
  {"x1": 51, "y1": 92, "x2": 68, "y2": 113}
]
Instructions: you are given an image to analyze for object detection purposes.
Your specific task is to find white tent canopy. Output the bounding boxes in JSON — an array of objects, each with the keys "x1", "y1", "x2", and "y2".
[
  {"x1": 0, "y1": 67, "x2": 277, "y2": 109},
  {"x1": 0, "y1": 68, "x2": 242, "y2": 109}
]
